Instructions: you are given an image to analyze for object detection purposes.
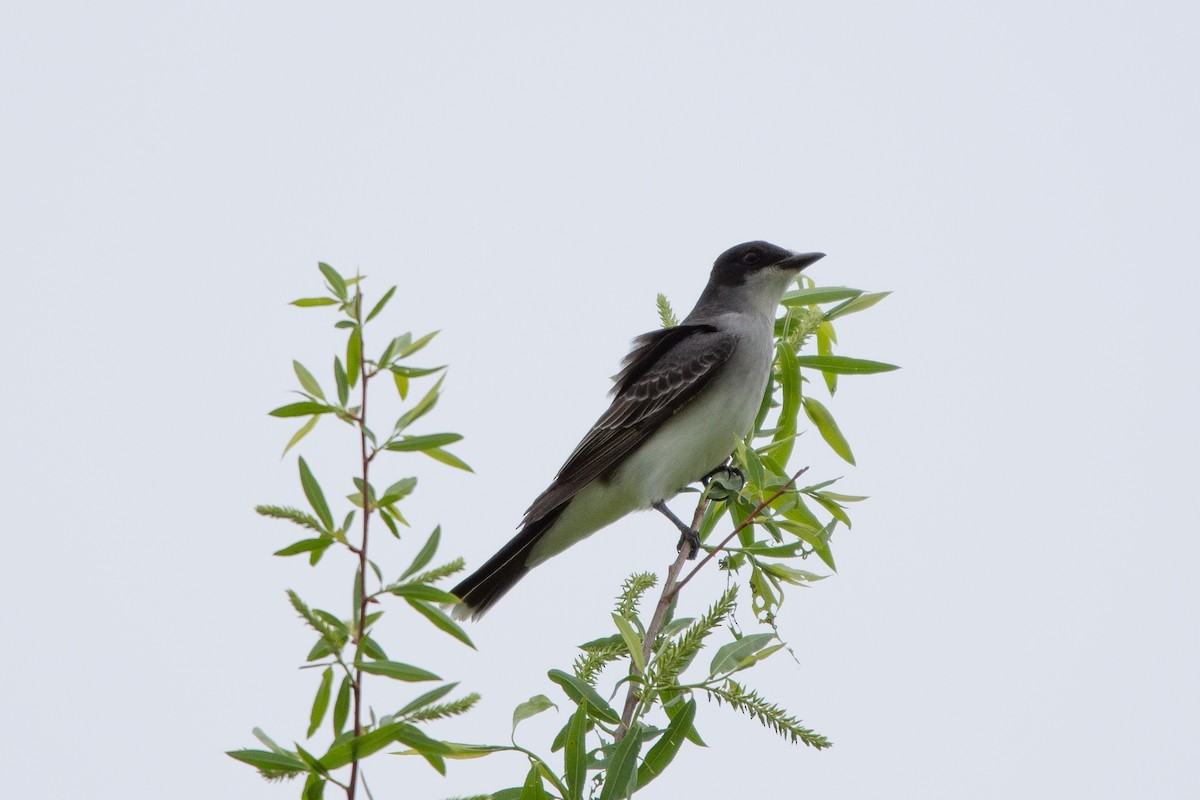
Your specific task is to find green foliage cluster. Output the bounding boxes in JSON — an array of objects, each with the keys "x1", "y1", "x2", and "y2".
[{"x1": 228, "y1": 264, "x2": 477, "y2": 799}]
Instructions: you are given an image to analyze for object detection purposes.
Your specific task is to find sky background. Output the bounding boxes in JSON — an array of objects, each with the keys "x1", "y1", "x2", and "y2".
[{"x1": 2, "y1": 1, "x2": 1198, "y2": 798}]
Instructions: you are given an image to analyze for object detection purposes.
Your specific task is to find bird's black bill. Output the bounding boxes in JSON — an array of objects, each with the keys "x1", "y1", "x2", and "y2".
[{"x1": 777, "y1": 251, "x2": 825, "y2": 271}]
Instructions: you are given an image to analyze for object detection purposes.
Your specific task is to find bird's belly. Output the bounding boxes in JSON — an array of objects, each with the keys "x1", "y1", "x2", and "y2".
[{"x1": 615, "y1": 367, "x2": 764, "y2": 508}]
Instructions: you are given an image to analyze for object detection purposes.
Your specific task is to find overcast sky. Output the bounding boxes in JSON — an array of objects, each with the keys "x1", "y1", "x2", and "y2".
[{"x1": 2, "y1": 2, "x2": 1198, "y2": 798}]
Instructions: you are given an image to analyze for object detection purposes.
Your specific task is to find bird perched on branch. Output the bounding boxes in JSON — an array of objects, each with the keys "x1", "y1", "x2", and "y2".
[{"x1": 450, "y1": 241, "x2": 824, "y2": 620}]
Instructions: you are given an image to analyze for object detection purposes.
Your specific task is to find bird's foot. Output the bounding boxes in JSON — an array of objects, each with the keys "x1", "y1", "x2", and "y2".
[
  {"x1": 702, "y1": 465, "x2": 745, "y2": 501},
  {"x1": 653, "y1": 500, "x2": 702, "y2": 559},
  {"x1": 677, "y1": 527, "x2": 701, "y2": 560}
]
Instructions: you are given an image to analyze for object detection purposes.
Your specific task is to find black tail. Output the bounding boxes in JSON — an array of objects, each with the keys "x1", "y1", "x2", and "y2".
[{"x1": 450, "y1": 505, "x2": 566, "y2": 621}]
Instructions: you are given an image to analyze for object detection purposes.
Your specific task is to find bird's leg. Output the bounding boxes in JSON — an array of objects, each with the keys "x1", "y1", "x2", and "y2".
[{"x1": 652, "y1": 500, "x2": 701, "y2": 559}]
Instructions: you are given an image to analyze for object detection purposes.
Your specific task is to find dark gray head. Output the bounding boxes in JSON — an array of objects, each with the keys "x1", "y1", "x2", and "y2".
[{"x1": 710, "y1": 241, "x2": 826, "y2": 287}]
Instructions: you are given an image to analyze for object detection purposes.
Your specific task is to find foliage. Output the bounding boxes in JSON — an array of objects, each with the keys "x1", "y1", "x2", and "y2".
[{"x1": 228, "y1": 264, "x2": 477, "y2": 798}]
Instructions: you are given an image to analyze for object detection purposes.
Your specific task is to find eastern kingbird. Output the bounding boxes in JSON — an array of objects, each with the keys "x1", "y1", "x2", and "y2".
[{"x1": 450, "y1": 241, "x2": 824, "y2": 620}]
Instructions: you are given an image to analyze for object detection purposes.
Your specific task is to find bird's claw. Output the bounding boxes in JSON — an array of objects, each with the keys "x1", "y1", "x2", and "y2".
[{"x1": 677, "y1": 527, "x2": 701, "y2": 560}]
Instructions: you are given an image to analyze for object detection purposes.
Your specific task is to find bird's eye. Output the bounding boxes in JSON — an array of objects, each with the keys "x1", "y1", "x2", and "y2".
[{"x1": 742, "y1": 251, "x2": 760, "y2": 265}]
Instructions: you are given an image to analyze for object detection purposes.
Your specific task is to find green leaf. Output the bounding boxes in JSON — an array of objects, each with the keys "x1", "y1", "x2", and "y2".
[
  {"x1": 636, "y1": 698, "x2": 696, "y2": 789},
  {"x1": 390, "y1": 365, "x2": 446, "y2": 378},
  {"x1": 405, "y1": 598, "x2": 475, "y2": 648},
  {"x1": 357, "y1": 660, "x2": 440, "y2": 682},
  {"x1": 520, "y1": 763, "x2": 549, "y2": 800},
  {"x1": 332, "y1": 675, "x2": 351, "y2": 736},
  {"x1": 611, "y1": 613, "x2": 645, "y2": 674},
  {"x1": 816, "y1": 321, "x2": 837, "y2": 395},
  {"x1": 366, "y1": 285, "x2": 397, "y2": 322},
  {"x1": 399, "y1": 330, "x2": 439, "y2": 358},
  {"x1": 401, "y1": 526, "x2": 440, "y2": 580},
  {"x1": 379, "y1": 477, "x2": 418, "y2": 506},
  {"x1": 319, "y1": 722, "x2": 409, "y2": 770},
  {"x1": 308, "y1": 667, "x2": 333, "y2": 738},
  {"x1": 802, "y1": 396, "x2": 856, "y2": 465},
  {"x1": 318, "y1": 262, "x2": 347, "y2": 299},
  {"x1": 388, "y1": 583, "x2": 458, "y2": 603},
  {"x1": 762, "y1": 563, "x2": 826, "y2": 585},
  {"x1": 293, "y1": 360, "x2": 325, "y2": 400},
  {"x1": 274, "y1": 538, "x2": 328, "y2": 557},
  {"x1": 269, "y1": 402, "x2": 334, "y2": 418},
  {"x1": 770, "y1": 342, "x2": 801, "y2": 465},
  {"x1": 282, "y1": 415, "x2": 319, "y2": 458},
  {"x1": 564, "y1": 702, "x2": 589, "y2": 800},
  {"x1": 302, "y1": 772, "x2": 325, "y2": 800},
  {"x1": 598, "y1": 726, "x2": 642, "y2": 800},
  {"x1": 226, "y1": 748, "x2": 306, "y2": 775},
  {"x1": 709, "y1": 633, "x2": 777, "y2": 677},
  {"x1": 547, "y1": 669, "x2": 620, "y2": 724},
  {"x1": 385, "y1": 433, "x2": 464, "y2": 451},
  {"x1": 346, "y1": 327, "x2": 362, "y2": 388},
  {"x1": 422, "y1": 447, "x2": 474, "y2": 472},
  {"x1": 297, "y1": 457, "x2": 335, "y2": 529},
  {"x1": 333, "y1": 357, "x2": 349, "y2": 406},
  {"x1": 513, "y1": 694, "x2": 558, "y2": 734},
  {"x1": 824, "y1": 290, "x2": 891, "y2": 321},
  {"x1": 395, "y1": 376, "x2": 444, "y2": 432},
  {"x1": 780, "y1": 286, "x2": 863, "y2": 306},
  {"x1": 793, "y1": 355, "x2": 899, "y2": 374},
  {"x1": 291, "y1": 297, "x2": 339, "y2": 308},
  {"x1": 393, "y1": 370, "x2": 409, "y2": 400}
]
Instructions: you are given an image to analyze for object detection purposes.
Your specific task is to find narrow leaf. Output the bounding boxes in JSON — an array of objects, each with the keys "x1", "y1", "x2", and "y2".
[
  {"x1": 269, "y1": 402, "x2": 334, "y2": 418},
  {"x1": 547, "y1": 669, "x2": 620, "y2": 724},
  {"x1": 308, "y1": 668, "x2": 333, "y2": 738},
  {"x1": 293, "y1": 361, "x2": 325, "y2": 400},
  {"x1": 406, "y1": 598, "x2": 475, "y2": 649},
  {"x1": 357, "y1": 660, "x2": 441, "y2": 682},
  {"x1": 598, "y1": 726, "x2": 642, "y2": 800},
  {"x1": 520, "y1": 763, "x2": 549, "y2": 800},
  {"x1": 282, "y1": 415, "x2": 319, "y2": 458},
  {"x1": 346, "y1": 327, "x2": 362, "y2": 388},
  {"x1": 709, "y1": 633, "x2": 777, "y2": 677},
  {"x1": 400, "y1": 526, "x2": 440, "y2": 580},
  {"x1": 824, "y1": 290, "x2": 891, "y2": 321},
  {"x1": 564, "y1": 702, "x2": 588, "y2": 800},
  {"x1": 298, "y1": 457, "x2": 334, "y2": 529},
  {"x1": 366, "y1": 286, "x2": 397, "y2": 322},
  {"x1": 636, "y1": 698, "x2": 696, "y2": 789},
  {"x1": 780, "y1": 286, "x2": 863, "y2": 306},
  {"x1": 385, "y1": 433, "x2": 464, "y2": 451},
  {"x1": 399, "y1": 330, "x2": 439, "y2": 358},
  {"x1": 332, "y1": 675, "x2": 351, "y2": 736},
  {"x1": 802, "y1": 396, "x2": 856, "y2": 465},
  {"x1": 611, "y1": 613, "x2": 645, "y2": 674},
  {"x1": 793, "y1": 355, "x2": 899, "y2": 375},
  {"x1": 318, "y1": 262, "x2": 347, "y2": 299},
  {"x1": 291, "y1": 297, "x2": 339, "y2": 308},
  {"x1": 422, "y1": 447, "x2": 474, "y2": 472}
]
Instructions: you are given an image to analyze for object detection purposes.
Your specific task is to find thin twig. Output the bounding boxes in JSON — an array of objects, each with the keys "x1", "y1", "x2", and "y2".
[
  {"x1": 614, "y1": 466, "x2": 809, "y2": 740},
  {"x1": 674, "y1": 467, "x2": 808, "y2": 594},
  {"x1": 348, "y1": 289, "x2": 368, "y2": 800},
  {"x1": 615, "y1": 493, "x2": 709, "y2": 739}
]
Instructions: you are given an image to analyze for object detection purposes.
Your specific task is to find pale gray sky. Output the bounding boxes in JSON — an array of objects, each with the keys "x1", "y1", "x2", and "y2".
[{"x1": 2, "y1": 2, "x2": 1198, "y2": 798}]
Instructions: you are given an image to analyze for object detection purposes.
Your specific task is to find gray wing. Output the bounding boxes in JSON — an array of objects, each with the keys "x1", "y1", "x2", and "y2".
[{"x1": 522, "y1": 324, "x2": 737, "y2": 524}]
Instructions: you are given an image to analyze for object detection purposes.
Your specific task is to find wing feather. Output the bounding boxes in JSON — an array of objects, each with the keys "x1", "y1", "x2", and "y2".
[{"x1": 522, "y1": 325, "x2": 736, "y2": 523}]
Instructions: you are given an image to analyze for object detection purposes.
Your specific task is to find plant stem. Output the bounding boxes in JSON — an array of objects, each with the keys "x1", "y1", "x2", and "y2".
[
  {"x1": 616, "y1": 494, "x2": 708, "y2": 739},
  {"x1": 614, "y1": 466, "x2": 810, "y2": 740},
  {"x1": 348, "y1": 290, "x2": 369, "y2": 800}
]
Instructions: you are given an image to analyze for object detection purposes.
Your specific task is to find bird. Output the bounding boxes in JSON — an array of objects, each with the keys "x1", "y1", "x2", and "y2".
[{"x1": 450, "y1": 241, "x2": 825, "y2": 620}]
